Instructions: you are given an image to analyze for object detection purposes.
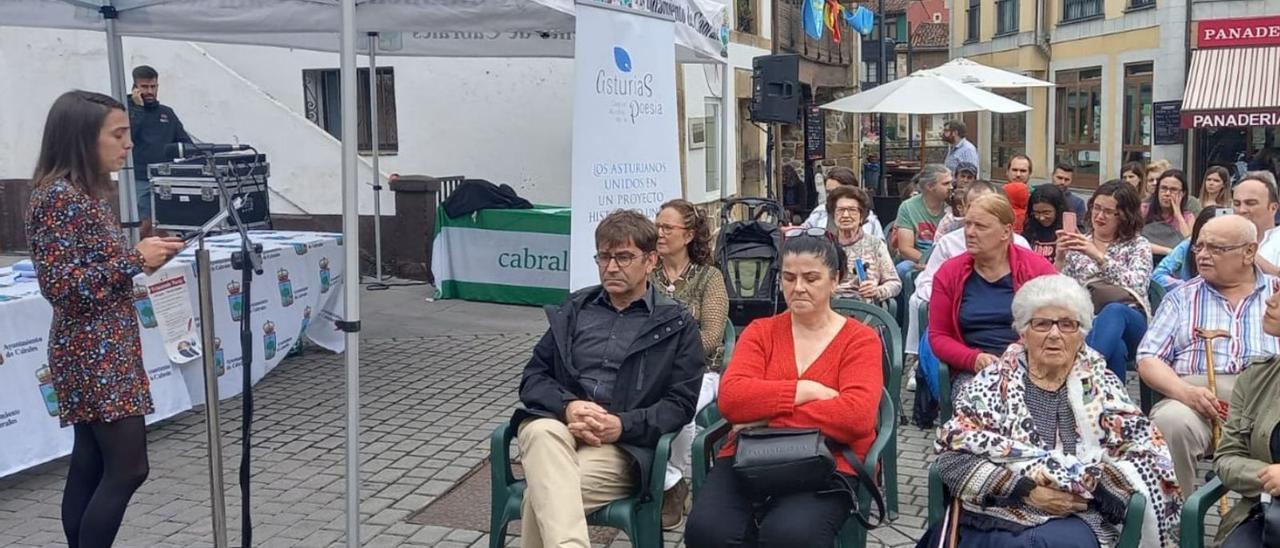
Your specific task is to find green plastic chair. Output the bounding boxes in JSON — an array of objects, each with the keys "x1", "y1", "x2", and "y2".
[
  {"x1": 1179, "y1": 476, "x2": 1228, "y2": 548},
  {"x1": 831, "y1": 298, "x2": 902, "y2": 519},
  {"x1": 691, "y1": 387, "x2": 896, "y2": 547},
  {"x1": 917, "y1": 298, "x2": 959, "y2": 422},
  {"x1": 695, "y1": 319, "x2": 736, "y2": 429},
  {"x1": 927, "y1": 462, "x2": 1148, "y2": 547},
  {"x1": 488, "y1": 424, "x2": 677, "y2": 548}
]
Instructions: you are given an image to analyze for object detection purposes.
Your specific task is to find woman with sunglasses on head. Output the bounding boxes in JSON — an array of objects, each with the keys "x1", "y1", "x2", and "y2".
[
  {"x1": 1056, "y1": 181, "x2": 1153, "y2": 382},
  {"x1": 828, "y1": 186, "x2": 900, "y2": 304},
  {"x1": 929, "y1": 194, "x2": 1056, "y2": 404},
  {"x1": 651, "y1": 199, "x2": 730, "y2": 530},
  {"x1": 26, "y1": 90, "x2": 185, "y2": 548},
  {"x1": 1152, "y1": 207, "x2": 1227, "y2": 291},
  {"x1": 1143, "y1": 169, "x2": 1196, "y2": 257},
  {"x1": 685, "y1": 231, "x2": 884, "y2": 548}
]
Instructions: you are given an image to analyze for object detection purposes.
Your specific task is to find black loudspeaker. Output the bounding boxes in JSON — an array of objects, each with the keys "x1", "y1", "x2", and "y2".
[{"x1": 751, "y1": 54, "x2": 801, "y2": 124}]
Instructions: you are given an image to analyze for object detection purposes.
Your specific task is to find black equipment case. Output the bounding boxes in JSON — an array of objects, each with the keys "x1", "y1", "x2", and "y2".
[{"x1": 147, "y1": 153, "x2": 272, "y2": 232}]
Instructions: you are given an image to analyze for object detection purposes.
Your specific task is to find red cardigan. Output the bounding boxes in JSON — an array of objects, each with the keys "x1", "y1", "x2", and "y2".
[
  {"x1": 717, "y1": 312, "x2": 884, "y2": 476},
  {"x1": 928, "y1": 243, "x2": 1056, "y2": 373}
]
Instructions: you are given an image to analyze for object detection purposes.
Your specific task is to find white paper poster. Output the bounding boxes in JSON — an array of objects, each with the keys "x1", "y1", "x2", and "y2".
[
  {"x1": 570, "y1": 1, "x2": 683, "y2": 290},
  {"x1": 146, "y1": 274, "x2": 201, "y2": 364}
]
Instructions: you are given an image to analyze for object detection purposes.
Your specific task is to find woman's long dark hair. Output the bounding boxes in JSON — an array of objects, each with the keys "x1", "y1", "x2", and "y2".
[
  {"x1": 658, "y1": 199, "x2": 713, "y2": 266},
  {"x1": 1023, "y1": 184, "x2": 1068, "y2": 243},
  {"x1": 31, "y1": 90, "x2": 125, "y2": 199},
  {"x1": 1090, "y1": 180, "x2": 1145, "y2": 242},
  {"x1": 1147, "y1": 169, "x2": 1190, "y2": 224},
  {"x1": 1200, "y1": 165, "x2": 1232, "y2": 205}
]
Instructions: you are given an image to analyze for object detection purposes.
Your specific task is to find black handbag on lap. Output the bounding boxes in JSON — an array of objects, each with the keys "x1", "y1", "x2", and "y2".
[{"x1": 732, "y1": 427, "x2": 887, "y2": 529}]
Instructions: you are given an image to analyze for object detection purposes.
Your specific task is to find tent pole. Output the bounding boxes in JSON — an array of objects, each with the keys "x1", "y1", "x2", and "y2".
[
  {"x1": 720, "y1": 61, "x2": 732, "y2": 201},
  {"x1": 103, "y1": 4, "x2": 139, "y2": 243},
  {"x1": 340, "y1": 1, "x2": 362, "y2": 547},
  {"x1": 368, "y1": 33, "x2": 386, "y2": 284}
]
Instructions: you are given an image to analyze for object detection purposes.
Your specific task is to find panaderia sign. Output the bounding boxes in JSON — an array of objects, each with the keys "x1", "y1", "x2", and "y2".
[{"x1": 1198, "y1": 15, "x2": 1280, "y2": 49}]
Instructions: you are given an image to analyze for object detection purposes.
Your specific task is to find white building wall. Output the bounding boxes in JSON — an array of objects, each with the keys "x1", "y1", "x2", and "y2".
[{"x1": 0, "y1": 26, "x2": 577, "y2": 216}]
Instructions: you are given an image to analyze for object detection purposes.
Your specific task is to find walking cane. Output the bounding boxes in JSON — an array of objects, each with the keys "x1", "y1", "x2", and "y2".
[{"x1": 1194, "y1": 328, "x2": 1231, "y2": 516}]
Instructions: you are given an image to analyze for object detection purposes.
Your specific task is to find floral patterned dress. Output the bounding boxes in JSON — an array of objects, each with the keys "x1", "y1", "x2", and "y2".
[{"x1": 26, "y1": 179, "x2": 152, "y2": 426}]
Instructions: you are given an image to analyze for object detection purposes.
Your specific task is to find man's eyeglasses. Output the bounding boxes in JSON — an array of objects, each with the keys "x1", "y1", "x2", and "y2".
[
  {"x1": 1028, "y1": 318, "x2": 1081, "y2": 333},
  {"x1": 1192, "y1": 242, "x2": 1250, "y2": 256},
  {"x1": 784, "y1": 227, "x2": 836, "y2": 243},
  {"x1": 594, "y1": 252, "x2": 641, "y2": 267}
]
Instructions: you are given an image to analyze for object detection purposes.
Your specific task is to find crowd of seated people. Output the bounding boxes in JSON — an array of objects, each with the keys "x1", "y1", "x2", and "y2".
[{"x1": 500, "y1": 158, "x2": 1280, "y2": 548}]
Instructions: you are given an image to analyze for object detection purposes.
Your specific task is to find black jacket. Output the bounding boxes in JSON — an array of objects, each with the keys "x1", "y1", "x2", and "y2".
[
  {"x1": 129, "y1": 101, "x2": 191, "y2": 180},
  {"x1": 512, "y1": 285, "x2": 703, "y2": 491},
  {"x1": 442, "y1": 179, "x2": 532, "y2": 218}
]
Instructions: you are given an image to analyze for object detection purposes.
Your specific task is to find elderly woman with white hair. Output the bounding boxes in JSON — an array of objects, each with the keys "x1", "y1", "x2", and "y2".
[{"x1": 918, "y1": 275, "x2": 1182, "y2": 548}]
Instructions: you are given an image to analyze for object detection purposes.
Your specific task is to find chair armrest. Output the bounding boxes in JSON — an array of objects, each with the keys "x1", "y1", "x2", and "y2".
[
  {"x1": 644, "y1": 431, "x2": 678, "y2": 503},
  {"x1": 1116, "y1": 491, "x2": 1147, "y2": 548},
  {"x1": 1179, "y1": 477, "x2": 1227, "y2": 548},
  {"x1": 927, "y1": 462, "x2": 945, "y2": 526},
  {"x1": 490, "y1": 422, "x2": 518, "y2": 487},
  {"x1": 691, "y1": 418, "x2": 733, "y2": 494},
  {"x1": 695, "y1": 401, "x2": 721, "y2": 429},
  {"x1": 861, "y1": 388, "x2": 895, "y2": 472}
]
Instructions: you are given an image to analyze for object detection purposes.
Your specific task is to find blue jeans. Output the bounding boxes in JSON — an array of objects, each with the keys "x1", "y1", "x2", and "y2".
[
  {"x1": 135, "y1": 176, "x2": 153, "y2": 220},
  {"x1": 1086, "y1": 303, "x2": 1147, "y2": 382},
  {"x1": 896, "y1": 259, "x2": 917, "y2": 282}
]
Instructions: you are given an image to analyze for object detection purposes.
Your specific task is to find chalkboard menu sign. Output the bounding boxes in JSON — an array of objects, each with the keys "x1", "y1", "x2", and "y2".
[
  {"x1": 1154, "y1": 101, "x2": 1183, "y2": 145},
  {"x1": 805, "y1": 105, "x2": 825, "y2": 161}
]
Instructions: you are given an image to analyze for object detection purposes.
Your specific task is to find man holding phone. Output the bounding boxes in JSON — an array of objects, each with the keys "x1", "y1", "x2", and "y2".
[{"x1": 129, "y1": 65, "x2": 192, "y2": 235}]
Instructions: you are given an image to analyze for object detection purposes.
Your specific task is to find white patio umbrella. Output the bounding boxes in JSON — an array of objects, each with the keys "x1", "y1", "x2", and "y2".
[
  {"x1": 929, "y1": 57, "x2": 1054, "y2": 89},
  {"x1": 820, "y1": 70, "x2": 1032, "y2": 115}
]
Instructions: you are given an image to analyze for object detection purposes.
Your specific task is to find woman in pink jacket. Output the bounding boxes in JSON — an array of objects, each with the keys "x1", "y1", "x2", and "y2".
[{"x1": 928, "y1": 194, "x2": 1057, "y2": 402}]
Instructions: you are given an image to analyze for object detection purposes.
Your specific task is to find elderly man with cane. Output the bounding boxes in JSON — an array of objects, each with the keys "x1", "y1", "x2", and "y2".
[{"x1": 1137, "y1": 212, "x2": 1280, "y2": 497}]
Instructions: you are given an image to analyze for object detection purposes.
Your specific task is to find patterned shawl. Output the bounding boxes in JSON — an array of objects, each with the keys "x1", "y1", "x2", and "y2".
[{"x1": 937, "y1": 343, "x2": 1182, "y2": 548}]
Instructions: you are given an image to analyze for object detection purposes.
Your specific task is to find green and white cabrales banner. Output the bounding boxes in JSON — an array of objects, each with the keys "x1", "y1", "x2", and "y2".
[{"x1": 432, "y1": 206, "x2": 571, "y2": 306}]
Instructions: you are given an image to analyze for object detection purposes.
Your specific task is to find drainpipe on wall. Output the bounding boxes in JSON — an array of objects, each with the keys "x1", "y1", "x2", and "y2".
[
  {"x1": 1183, "y1": 0, "x2": 1194, "y2": 174},
  {"x1": 1034, "y1": 0, "x2": 1052, "y2": 170}
]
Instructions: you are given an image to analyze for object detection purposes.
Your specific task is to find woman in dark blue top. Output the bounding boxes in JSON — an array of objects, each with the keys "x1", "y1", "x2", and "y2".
[{"x1": 959, "y1": 272, "x2": 1018, "y2": 355}]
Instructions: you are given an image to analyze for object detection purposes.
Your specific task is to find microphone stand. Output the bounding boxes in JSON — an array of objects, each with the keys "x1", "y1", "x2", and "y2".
[{"x1": 191, "y1": 150, "x2": 264, "y2": 548}]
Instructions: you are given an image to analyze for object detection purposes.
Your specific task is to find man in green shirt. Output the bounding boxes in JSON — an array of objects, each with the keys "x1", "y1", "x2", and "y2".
[{"x1": 894, "y1": 164, "x2": 951, "y2": 280}]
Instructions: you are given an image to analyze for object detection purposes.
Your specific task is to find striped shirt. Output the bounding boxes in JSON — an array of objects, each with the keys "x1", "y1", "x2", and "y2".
[{"x1": 1136, "y1": 269, "x2": 1280, "y2": 376}]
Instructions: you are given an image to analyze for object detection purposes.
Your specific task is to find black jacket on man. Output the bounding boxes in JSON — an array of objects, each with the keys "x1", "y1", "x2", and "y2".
[
  {"x1": 129, "y1": 101, "x2": 191, "y2": 180},
  {"x1": 512, "y1": 284, "x2": 703, "y2": 492}
]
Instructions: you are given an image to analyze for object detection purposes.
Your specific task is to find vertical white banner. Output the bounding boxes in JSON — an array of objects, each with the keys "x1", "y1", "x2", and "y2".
[{"x1": 570, "y1": 1, "x2": 683, "y2": 291}]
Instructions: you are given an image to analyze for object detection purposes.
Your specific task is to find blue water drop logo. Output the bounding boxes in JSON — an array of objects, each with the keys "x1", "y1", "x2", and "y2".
[{"x1": 613, "y1": 47, "x2": 632, "y2": 73}]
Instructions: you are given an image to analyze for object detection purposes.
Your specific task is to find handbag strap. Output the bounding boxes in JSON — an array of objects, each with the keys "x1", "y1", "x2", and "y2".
[{"x1": 837, "y1": 447, "x2": 887, "y2": 530}]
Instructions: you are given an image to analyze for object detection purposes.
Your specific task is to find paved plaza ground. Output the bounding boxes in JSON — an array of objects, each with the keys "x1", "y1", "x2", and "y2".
[{"x1": 0, "y1": 278, "x2": 1219, "y2": 547}]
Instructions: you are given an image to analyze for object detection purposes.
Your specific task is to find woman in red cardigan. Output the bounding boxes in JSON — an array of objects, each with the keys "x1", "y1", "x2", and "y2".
[
  {"x1": 928, "y1": 194, "x2": 1056, "y2": 404},
  {"x1": 684, "y1": 233, "x2": 884, "y2": 548}
]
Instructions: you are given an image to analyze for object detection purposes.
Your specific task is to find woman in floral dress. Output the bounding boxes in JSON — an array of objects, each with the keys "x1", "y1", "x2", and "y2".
[{"x1": 26, "y1": 90, "x2": 185, "y2": 548}]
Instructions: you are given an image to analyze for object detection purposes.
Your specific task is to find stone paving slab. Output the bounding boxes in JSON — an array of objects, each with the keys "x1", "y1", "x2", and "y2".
[{"x1": 0, "y1": 332, "x2": 1220, "y2": 548}]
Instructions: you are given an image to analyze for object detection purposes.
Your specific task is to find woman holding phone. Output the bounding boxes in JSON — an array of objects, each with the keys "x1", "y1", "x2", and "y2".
[
  {"x1": 829, "y1": 186, "x2": 900, "y2": 304},
  {"x1": 26, "y1": 90, "x2": 185, "y2": 548}
]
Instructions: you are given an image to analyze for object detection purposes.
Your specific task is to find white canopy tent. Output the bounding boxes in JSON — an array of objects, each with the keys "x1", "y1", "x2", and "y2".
[{"x1": 1, "y1": 1, "x2": 730, "y2": 546}]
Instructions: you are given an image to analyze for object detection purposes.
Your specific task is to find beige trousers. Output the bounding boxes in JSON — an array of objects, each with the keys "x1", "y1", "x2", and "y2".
[
  {"x1": 516, "y1": 418, "x2": 636, "y2": 548},
  {"x1": 1149, "y1": 374, "x2": 1237, "y2": 498}
]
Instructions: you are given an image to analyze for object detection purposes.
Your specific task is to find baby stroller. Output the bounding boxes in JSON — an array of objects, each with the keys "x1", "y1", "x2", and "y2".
[{"x1": 715, "y1": 198, "x2": 785, "y2": 329}]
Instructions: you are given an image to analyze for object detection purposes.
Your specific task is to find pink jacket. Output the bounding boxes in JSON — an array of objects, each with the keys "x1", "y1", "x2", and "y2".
[{"x1": 927, "y1": 243, "x2": 1056, "y2": 373}]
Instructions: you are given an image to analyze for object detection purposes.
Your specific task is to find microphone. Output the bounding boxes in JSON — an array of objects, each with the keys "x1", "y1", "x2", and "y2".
[{"x1": 164, "y1": 143, "x2": 251, "y2": 158}]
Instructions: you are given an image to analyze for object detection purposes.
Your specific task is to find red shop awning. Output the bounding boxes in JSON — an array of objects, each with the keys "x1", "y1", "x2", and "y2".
[{"x1": 1180, "y1": 46, "x2": 1280, "y2": 128}]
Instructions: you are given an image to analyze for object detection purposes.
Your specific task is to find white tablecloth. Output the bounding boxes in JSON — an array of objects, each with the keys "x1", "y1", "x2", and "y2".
[{"x1": 0, "y1": 231, "x2": 346, "y2": 478}]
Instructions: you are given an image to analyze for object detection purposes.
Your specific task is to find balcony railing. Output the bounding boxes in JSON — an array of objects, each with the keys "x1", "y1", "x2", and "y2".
[{"x1": 778, "y1": 0, "x2": 857, "y2": 66}]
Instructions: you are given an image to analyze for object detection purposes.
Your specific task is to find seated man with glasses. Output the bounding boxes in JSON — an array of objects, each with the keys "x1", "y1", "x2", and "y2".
[
  {"x1": 510, "y1": 209, "x2": 704, "y2": 548},
  {"x1": 1136, "y1": 213, "x2": 1280, "y2": 497}
]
